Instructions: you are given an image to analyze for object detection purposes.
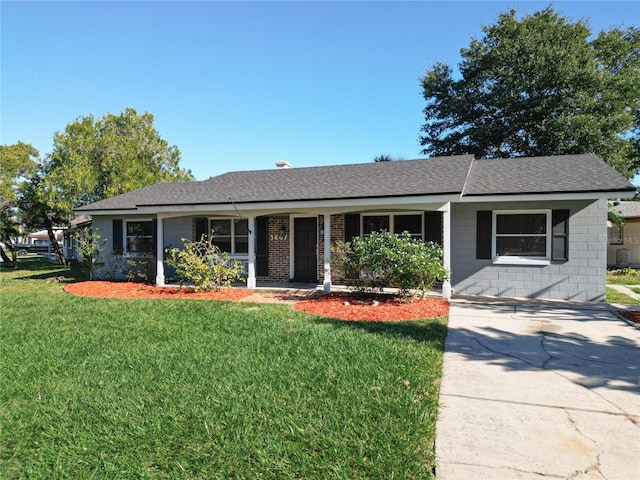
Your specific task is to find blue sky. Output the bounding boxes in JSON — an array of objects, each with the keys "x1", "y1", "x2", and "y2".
[{"x1": 2, "y1": 1, "x2": 638, "y2": 181}]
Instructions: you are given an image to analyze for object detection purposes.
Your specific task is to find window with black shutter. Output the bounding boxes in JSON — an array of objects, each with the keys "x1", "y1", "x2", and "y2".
[
  {"x1": 551, "y1": 210, "x2": 569, "y2": 262},
  {"x1": 476, "y1": 211, "x2": 492, "y2": 259}
]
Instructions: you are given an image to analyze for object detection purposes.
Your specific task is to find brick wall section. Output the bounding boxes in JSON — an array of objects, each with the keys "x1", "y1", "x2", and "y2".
[
  {"x1": 451, "y1": 199, "x2": 607, "y2": 301},
  {"x1": 259, "y1": 215, "x2": 290, "y2": 282}
]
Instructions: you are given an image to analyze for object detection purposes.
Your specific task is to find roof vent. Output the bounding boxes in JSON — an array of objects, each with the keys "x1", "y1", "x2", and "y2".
[{"x1": 275, "y1": 160, "x2": 291, "y2": 169}]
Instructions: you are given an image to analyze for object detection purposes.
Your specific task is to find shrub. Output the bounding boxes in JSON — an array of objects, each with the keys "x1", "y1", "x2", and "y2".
[
  {"x1": 126, "y1": 256, "x2": 155, "y2": 283},
  {"x1": 75, "y1": 227, "x2": 107, "y2": 280},
  {"x1": 165, "y1": 236, "x2": 245, "y2": 291},
  {"x1": 332, "y1": 230, "x2": 448, "y2": 300}
]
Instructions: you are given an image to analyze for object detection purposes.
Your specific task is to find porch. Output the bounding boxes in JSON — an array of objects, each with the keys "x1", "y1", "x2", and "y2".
[{"x1": 152, "y1": 207, "x2": 453, "y2": 299}]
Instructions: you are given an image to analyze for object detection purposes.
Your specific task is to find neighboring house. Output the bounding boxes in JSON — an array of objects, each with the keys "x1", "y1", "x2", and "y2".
[
  {"x1": 607, "y1": 201, "x2": 640, "y2": 268},
  {"x1": 64, "y1": 215, "x2": 93, "y2": 261},
  {"x1": 76, "y1": 154, "x2": 635, "y2": 301}
]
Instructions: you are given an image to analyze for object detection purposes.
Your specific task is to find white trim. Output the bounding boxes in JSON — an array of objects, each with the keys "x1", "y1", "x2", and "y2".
[
  {"x1": 247, "y1": 216, "x2": 256, "y2": 289},
  {"x1": 323, "y1": 214, "x2": 331, "y2": 292},
  {"x1": 460, "y1": 191, "x2": 633, "y2": 203},
  {"x1": 209, "y1": 217, "x2": 249, "y2": 255},
  {"x1": 492, "y1": 209, "x2": 552, "y2": 264},
  {"x1": 442, "y1": 203, "x2": 452, "y2": 299},
  {"x1": 156, "y1": 214, "x2": 165, "y2": 286},
  {"x1": 493, "y1": 256, "x2": 551, "y2": 266},
  {"x1": 76, "y1": 190, "x2": 635, "y2": 217},
  {"x1": 77, "y1": 195, "x2": 459, "y2": 217},
  {"x1": 360, "y1": 211, "x2": 424, "y2": 239},
  {"x1": 124, "y1": 218, "x2": 155, "y2": 256}
]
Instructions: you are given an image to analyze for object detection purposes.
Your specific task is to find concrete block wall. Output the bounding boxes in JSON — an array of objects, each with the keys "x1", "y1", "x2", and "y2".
[
  {"x1": 451, "y1": 199, "x2": 607, "y2": 301},
  {"x1": 92, "y1": 215, "x2": 157, "y2": 281}
]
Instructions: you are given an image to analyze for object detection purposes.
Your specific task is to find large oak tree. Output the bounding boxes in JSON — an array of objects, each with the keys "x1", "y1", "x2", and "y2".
[
  {"x1": 0, "y1": 142, "x2": 40, "y2": 265},
  {"x1": 15, "y1": 108, "x2": 194, "y2": 264},
  {"x1": 419, "y1": 7, "x2": 639, "y2": 178}
]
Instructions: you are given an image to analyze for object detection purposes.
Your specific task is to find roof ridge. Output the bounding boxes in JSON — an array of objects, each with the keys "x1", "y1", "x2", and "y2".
[{"x1": 460, "y1": 155, "x2": 476, "y2": 197}]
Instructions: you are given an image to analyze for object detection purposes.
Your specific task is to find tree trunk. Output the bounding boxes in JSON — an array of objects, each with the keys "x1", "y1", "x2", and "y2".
[
  {"x1": 44, "y1": 217, "x2": 69, "y2": 266},
  {"x1": 0, "y1": 243, "x2": 17, "y2": 268}
]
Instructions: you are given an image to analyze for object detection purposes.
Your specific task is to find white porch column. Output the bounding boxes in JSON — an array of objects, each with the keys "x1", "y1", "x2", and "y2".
[
  {"x1": 247, "y1": 216, "x2": 256, "y2": 289},
  {"x1": 323, "y1": 214, "x2": 332, "y2": 292},
  {"x1": 155, "y1": 214, "x2": 165, "y2": 286},
  {"x1": 441, "y1": 203, "x2": 452, "y2": 299}
]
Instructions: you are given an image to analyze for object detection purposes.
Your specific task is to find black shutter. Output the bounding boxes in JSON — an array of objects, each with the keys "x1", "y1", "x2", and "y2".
[
  {"x1": 344, "y1": 214, "x2": 360, "y2": 242},
  {"x1": 152, "y1": 219, "x2": 158, "y2": 255},
  {"x1": 476, "y1": 211, "x2": 492, "y2": 259},
  {"x1": 256, "y1": 216, "x2": 269, "y2": 276},
  {"x1": 552, "y1": 210, "x2": 569, "y2": 261},
  {"x1": 194, "y1": 217, "x2": 208, "y2": 242},
  {"x1": 112, "y1": 219, "x2": 123, "y2": 254},
  {"x1": 424, "y1": 211, "x2": 443, "y2": 245}
]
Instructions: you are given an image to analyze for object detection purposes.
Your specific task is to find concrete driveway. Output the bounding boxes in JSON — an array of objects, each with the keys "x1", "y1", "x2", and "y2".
[{"x1": 436, "y1": 299, "x2": 640, "y2": 479}]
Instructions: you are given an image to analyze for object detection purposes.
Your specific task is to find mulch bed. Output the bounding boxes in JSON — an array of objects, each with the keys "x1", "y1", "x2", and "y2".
[
  {"x1": 64, "y1": 281, "x2": 253, "y2": 301},
  {"x1": 293, "y1": 293, "x2": 449, "y2": 322},
  {"x1": 64, "y1": 281, "x2": 449, "y2": 322},
  {"x1": 618, "y1": 310, "x2": 640, "y2": 326}
]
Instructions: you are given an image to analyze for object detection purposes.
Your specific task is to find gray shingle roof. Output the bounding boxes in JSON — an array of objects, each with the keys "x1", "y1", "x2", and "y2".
[
  {"x1": 463, "y1": 154, "x2": 634, "y2": 196},
  {"x1": 611, "y1": 201, "x2": 640, "y2": 218},
  {"x1": 77, "y1": 155, "x2": 474, "y2": 210},
  {"x1": 76, "y1": 153, "x2": 635, "y2": 212}
]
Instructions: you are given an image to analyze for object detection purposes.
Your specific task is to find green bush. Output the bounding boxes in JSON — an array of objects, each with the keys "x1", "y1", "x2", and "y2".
[
  {"x1": 332, "y1": 230, "x2": 448, "y2": 300},
  {"x1": 75, "y1": 226, "x2": 107, "y2": 280},
  {"x1": 165, "y1": 236, "x2": 245, "y2": 291}
]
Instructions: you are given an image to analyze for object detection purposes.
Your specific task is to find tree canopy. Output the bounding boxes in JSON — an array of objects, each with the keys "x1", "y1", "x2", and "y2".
[
  {"x1": 10, "y1": 108, "x2": 194, "y2": 264},
  {"x1": 419, "y1": 7, "x2": 640, "y2": 178},
  {"x1": 0, "y1": 142, "x2": 39, "y2": 203},
  {"x1": 45, "y1": 108, "x2": 194, "y2": 216}
]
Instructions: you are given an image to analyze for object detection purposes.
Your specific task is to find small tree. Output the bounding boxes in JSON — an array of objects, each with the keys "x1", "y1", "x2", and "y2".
[
  {"x1": 332, "y1": 230, "x2": 448, "y2": 300},
  {"x1": 165, "y1": 236, "x2": 245, "y2": 292},
  {"x1": 76, "y1": 227, "x2": 107, "y2": 280}
]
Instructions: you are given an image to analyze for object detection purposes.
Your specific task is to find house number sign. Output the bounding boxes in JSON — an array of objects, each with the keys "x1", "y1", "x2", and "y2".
[{"x1": 269, "y1": 234, "x2": 288, "y2": 241}]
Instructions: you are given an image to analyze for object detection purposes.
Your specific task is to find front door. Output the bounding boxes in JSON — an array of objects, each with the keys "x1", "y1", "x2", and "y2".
[{"x1": 293, "y1": 217, "x2": 317, "y2": 282}]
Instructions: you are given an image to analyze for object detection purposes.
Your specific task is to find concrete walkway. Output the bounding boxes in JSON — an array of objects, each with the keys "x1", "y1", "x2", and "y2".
[
  {"x1": 607, "y1": 283, "x2": 640, "y2": 302},
  {"x1": 436, "y1": 299, "x2": 640, "y2": 479}
]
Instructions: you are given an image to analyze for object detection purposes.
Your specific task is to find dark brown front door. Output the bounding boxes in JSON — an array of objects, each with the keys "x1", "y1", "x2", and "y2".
[{"x1": 294, "y1": 217, "x2": 317, "y2": 282}]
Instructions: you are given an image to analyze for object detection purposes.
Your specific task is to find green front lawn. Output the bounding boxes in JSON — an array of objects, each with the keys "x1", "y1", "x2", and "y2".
[
  {"x1": 0, "y1": 258, "x2": 446, "y2": 479},
  {"x1": 606, "y1": 287, "x2": 640, "y2": 305}
]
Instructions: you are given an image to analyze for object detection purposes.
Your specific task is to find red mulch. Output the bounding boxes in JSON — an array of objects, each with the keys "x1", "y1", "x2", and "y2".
[
  {"x1": 293, "y1": 293, "x2": 449, "y2": 322},
  {"x1": 64, "y1": 281, "x2": 449, "y2": 322},
  {"x1": 618, "y1": 310, "x2": 640, "y2": 326},
  {"x1": 64, "y1": 281, "x2": 253, "y2": 301}
]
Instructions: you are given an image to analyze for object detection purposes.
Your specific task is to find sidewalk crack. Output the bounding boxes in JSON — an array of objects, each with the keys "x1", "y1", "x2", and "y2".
[{"x1": 564, "y1": 408, "x2": 605, "y2": 480}]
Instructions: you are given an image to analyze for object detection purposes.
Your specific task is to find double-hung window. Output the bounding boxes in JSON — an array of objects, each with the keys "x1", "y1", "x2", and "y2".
[
  {"x1": 608, "y1": 224, "x2": 623, "y2": 245},
  {"x1": 493, "y1": 210, "x2": 551, "y2": 264},
  {"x1": 126, "y1": 220, "x2": 154, "y2": 254},
  {"x1": 362, "y1": 213, "x2": 423, "y2": 240},
  {"x1": 210, "y1": 218, "x2": 249, "y2": 254}
]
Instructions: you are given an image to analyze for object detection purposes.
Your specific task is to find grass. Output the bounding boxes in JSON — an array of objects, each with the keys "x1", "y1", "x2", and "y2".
[
  {"x1": 1, "y1": 258, "x2": 447, "y2": 479},
  {"x1": 606, "y1": 287, "x2": 640, "y2": 305}
]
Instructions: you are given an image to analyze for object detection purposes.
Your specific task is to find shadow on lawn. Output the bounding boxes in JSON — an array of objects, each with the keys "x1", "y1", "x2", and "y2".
[
  {"x1": 312, "y1": 315, "x2": 448, "y2": 344},
  {"x1": 1, "y1": 256, "x2": 87, "y2": 282}
]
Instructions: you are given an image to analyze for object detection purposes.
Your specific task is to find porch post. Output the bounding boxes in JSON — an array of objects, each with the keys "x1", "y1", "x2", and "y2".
[
  {"x1": 247, "y1": 216, "x2": 256, "y2": 289},
  {"x1": 155, "y1": 214, "x2": 165, "y2": 286},
  {"x1": 323, "y1": 214, "x2": 332, "y2": 292},
  {"x1": 441, "y1": 203, "x2": 452, "y2": 299}
]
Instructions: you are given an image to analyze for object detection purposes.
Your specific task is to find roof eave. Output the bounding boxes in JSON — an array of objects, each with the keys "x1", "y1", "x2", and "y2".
[{"x1": 459, "y1": 189, "x2": 636, "y2": 202}]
